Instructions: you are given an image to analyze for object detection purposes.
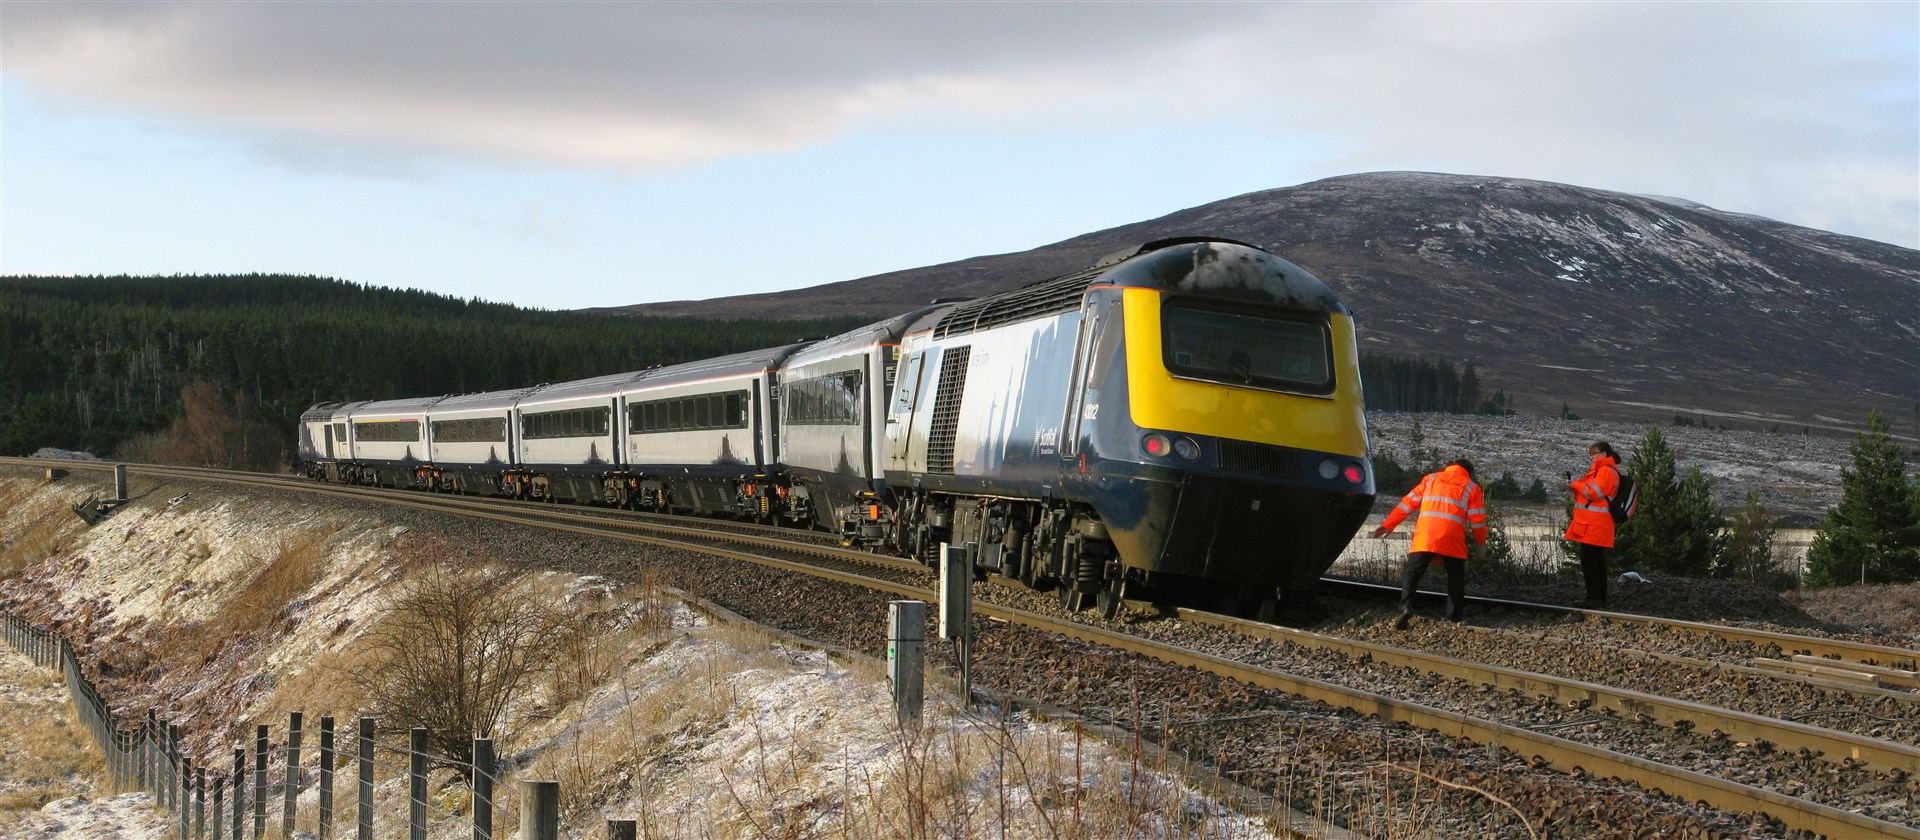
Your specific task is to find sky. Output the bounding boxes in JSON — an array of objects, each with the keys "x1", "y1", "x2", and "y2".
[{"x1": 2, "y1": 2, "x2": 1915, "y2": 312}]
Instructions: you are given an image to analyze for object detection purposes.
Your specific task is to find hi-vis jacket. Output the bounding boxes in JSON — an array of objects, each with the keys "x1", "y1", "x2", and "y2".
[
  {"x1": 1565, "y1": 453, "x2": 1621, "y2": 548},
  {"x1": 1380, "y1": 464, "x2": 1488, "y2": 559}
]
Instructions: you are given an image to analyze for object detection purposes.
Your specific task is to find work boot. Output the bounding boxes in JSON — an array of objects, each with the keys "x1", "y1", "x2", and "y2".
[{"x1": 1393, "y1": 612, "x2": 1413, "y2": 631}]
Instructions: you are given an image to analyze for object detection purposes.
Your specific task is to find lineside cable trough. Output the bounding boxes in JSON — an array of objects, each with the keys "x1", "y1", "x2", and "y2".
[{"x1": 68, "y1": 463, "x2": 130, "y2": 525}]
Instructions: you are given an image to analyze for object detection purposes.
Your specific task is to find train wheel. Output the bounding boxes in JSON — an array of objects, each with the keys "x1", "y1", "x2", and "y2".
[{"x1": 1095, "y1": 578, "x2": 1125, "y2": 621}]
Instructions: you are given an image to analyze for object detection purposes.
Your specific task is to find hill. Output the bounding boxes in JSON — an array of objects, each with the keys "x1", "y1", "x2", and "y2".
[{"x1": 613, "y1": 172, "x2": 1920, "y2": 433}]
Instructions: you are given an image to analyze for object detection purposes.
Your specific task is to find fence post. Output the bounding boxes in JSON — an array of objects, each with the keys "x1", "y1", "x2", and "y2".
[
  {"x1": 357, "y1": 717, "x2": 374, "y2": 840},
  {"x1": 178, "y1": 754, "x2": 191, "y2": 840},
  {"x1": 409, "y1": 728, "x2": 427, "y2": 840},
  {"x1": 212, "y1": 775, "x2": 224, "y2": 840},
  {"x1": 472, "y1": 736, "x2": 493, "y2": 840},
  {"x1": 253, "y1": 724, "x2": 268, "y2": 840},
  {"x1": 195, "y1": 766, "x2": 206, "y2": 840},
  {"x1": 520, "y1": 780, "x2": 559, "y2": 840},
  {"x1": 284, "y1": 711, "x2": 302, "y2": 836},
  {"x1": 168, "y1": 723, "x2": 182, "y2": 814},
  {"x1": 143, "y1": 711, "x2": 155, "y2": 797},
  {"x1": 319, "y1": 716, "x2": 334, "y2": 840},
  {"x1": 607, "y1": 819, "x2": 637, "y2": 840},
  {"x1": 231, "y1": 749, "x2": 245, "y2": 840},
  {"x1": 887, "y1": 600, "x2": 926, "y2": 726}
]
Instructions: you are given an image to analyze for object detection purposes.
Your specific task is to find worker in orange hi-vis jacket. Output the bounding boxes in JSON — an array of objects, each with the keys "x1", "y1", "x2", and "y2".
[
  {"x1": 1370, "y1": 459, "x2": 1488, "y2": 628},
  {"x1": 1564, "y1": 441, "x2": 1623, "y2": 608}
]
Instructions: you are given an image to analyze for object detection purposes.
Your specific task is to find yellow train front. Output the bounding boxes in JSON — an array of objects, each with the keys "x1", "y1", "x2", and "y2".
[{"x1": 880, "y1": 237, "x2": 1374, "y2": 618}]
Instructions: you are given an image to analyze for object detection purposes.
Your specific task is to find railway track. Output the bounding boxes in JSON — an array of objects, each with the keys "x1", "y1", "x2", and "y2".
[
  {"x1": 12, "y1": 458, "x2": 1918, "y2": 837},
  {"x1": 1328, "y1": 577, "x2": 1920, "y2": 672}
]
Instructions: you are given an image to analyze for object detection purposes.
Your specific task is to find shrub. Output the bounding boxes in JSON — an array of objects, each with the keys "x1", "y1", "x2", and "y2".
[
  {"x1": 353, "y1": 541, "x2": 563, "y2": 772},
  {"x1": 1805, "y1": 411, "x2": 1920, "y2": 588},
  {"x1": 1612, "y1": 428, "x2": 1725, "y2": 577}
]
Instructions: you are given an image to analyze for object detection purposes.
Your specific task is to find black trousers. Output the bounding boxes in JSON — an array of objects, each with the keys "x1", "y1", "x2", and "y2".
[
  {"x1": 1578, "y1": 542, "x2": 1608, "y2": 604},
  {"x1": 1398, "y1": 551, "x2": 1466, "y2": 621}
]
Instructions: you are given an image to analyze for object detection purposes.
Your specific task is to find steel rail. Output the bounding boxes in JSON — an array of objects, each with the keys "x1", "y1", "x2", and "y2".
[
  {"x1": 986, "y1": 601, "x2": 1920, "y2": 840},
  {"x1": 1326, "y1": 576, "x2": 1920, "y2": 670},
  {"x1": 1168, "y1": 606, "x2": 1920, "y2": 775},
  {"x1": 10, "y1": 458, "x2": 1914, "y2": 837}
]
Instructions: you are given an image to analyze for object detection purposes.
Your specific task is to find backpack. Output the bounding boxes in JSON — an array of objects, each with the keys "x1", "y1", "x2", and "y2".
[{"x1": 1605, "y1": 466, "x2": 1638, "y2": 524}]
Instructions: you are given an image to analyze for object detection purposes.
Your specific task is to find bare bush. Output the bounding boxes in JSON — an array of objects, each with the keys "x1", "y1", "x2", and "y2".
[
  {"x1": 117, "y1": 380, "x2": 286, "y2": 473},
  {"x1": 354, "y1": 542, "x2": 563, "y2": 772}
]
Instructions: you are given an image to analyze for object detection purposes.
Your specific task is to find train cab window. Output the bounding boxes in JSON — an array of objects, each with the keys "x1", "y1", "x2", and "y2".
[{"x1": 1161, "y1": 304, "x2": 1333, "y2": 394}]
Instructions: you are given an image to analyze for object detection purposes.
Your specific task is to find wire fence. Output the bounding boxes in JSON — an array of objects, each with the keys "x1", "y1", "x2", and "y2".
[{"x1": 0, "y1": 613, "x2": 596, "y2": 840}]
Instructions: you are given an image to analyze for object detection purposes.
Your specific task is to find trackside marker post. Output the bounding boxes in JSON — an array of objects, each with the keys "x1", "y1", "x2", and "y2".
[
  {"x1": 939, "y1": 543, "x2": 975, "y2": 708},
  {"x1": 887, "y1": 600, "x2": 926, "y2": 726}
]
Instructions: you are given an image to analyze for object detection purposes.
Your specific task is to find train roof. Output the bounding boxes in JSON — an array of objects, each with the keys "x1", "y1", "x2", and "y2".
[
  {"x1": 299, "y1": 401, "x2": 366, "y2": 423},
  {"x1": 1100, "y1": 238, "x2": 1344, "y2": 311},
  {"x1": 786, "y1": 307, "x2": 944, "y2": 364},
  {"x1": 623, "y1": 342, "x2": 813, "y2": 390},
  {"x1": 519, "y1": 371, "x2": 646, "y2": 406},
  {"x1": 427, "y1": 386, "x2": 543, "y2": 412},
  {"x1": 929, "y1": 238, "x2": 1345, "y2": 340},
  {"x1": 350, "y1": 395, "x2": 449, "y2": 416}
]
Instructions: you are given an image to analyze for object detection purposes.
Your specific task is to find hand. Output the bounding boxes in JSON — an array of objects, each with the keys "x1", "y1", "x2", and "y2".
[{"x1": 1370, "y1": 525, "x2": 1389, "y2": 539}]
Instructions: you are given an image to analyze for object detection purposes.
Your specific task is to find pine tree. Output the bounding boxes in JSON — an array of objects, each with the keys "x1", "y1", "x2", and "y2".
[
  {"x1": 1486, "y1": 471, "x2": 1522, "y2": 501},
  {"x1": 1521, "y1": 478, "x2": 1549, "y2": 503},
  {"x1": 1718, "y1": 490, "x2": 1784, "y2": 588},
  {"x1": 1475, "y1": 499, "x2": 1515, "y2": 566},
  {"x1": 1614, "y1": 428, "x2": 1725, "y2": 577},
  {"x1": 1804, "y1": 411, "x2": 1920, "y2": 588}
]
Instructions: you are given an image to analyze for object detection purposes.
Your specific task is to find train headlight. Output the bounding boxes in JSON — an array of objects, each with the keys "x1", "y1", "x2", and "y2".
[
  {"x1": 1318, "y1": 458, "x2": 1340, "y2": 480},
  {"x1": 1343, "y1": 463, "x2": 1365, "y2": 484},
  {"x1": 1173, "y1": 437, "x2": 1201, "y2": 461},
  {"x1": 1142, "y1": 433, "x2": 1172, "y2": 458}
]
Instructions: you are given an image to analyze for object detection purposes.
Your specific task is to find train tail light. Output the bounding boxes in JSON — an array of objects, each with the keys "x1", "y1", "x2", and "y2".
[{"x1": 1142, "y1": 433, "x2": 1171, "y2": 458}]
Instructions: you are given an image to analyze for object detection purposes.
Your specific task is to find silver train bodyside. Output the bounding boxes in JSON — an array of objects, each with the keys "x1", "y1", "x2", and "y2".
[{"x1": 298, "y1": 238, "x2": 1375, "y2": 615}]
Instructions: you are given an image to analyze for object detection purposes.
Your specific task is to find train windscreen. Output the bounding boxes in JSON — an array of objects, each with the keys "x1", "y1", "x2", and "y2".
[{"x1": 1161, "y1": 305, "x2": 1333, "y2": 394}]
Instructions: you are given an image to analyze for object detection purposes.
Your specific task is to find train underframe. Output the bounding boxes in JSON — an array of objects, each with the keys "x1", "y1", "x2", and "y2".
[{"x1": 306, "y1": 459, "x2": 1349, "y2": 620}]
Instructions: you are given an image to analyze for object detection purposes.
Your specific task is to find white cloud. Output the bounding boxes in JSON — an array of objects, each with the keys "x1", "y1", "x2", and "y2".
[{"x1": 3, "y1": 2, "x2": 1913, "y2": 246}]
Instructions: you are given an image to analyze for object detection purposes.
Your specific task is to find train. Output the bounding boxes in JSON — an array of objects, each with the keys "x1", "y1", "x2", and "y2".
[{"x1": 298, "y1": 238, "x2": 1377, "y2": 618}]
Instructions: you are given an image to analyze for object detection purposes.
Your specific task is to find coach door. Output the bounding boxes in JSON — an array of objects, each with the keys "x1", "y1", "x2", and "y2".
[
  {"x1": 885, "y1": 350, "x2": 928, "y2": 472},
  {"x1": 1061, "y1": 305, "x2": 1103, "y2": 458}
]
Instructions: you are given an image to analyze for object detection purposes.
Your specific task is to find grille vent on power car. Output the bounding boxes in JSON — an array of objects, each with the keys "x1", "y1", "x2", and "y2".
[
  {"x1": 933, "y1": 267, "x2": 1104, "y2": 339},
  {"x1": 1217, "y1": 439, "x2": 1303, "y2": 479},
  {"x1": 923, "y1": 346, "x2": 972, "y2": 474}
]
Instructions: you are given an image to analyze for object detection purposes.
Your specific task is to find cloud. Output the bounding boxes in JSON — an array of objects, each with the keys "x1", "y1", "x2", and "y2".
[{"x1": 3, "y1": 2, "x2": 1913, "y2": 245}]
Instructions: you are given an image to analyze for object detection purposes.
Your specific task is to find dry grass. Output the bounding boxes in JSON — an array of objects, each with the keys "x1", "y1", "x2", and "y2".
[
  {"x1": 0, "y1": 480, "x2": 85, "y2": 581},
  {"x1": 0, "y1": 651, "x2": 105, "y2": 826},
  {"x1": 105, "y1": 524, "x2": 343, "y2": 698}
]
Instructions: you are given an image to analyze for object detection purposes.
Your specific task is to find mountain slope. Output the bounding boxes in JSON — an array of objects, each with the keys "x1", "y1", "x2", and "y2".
[{"x1": 614, "y1": 172, "x2": 1919, "y2": 430}]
